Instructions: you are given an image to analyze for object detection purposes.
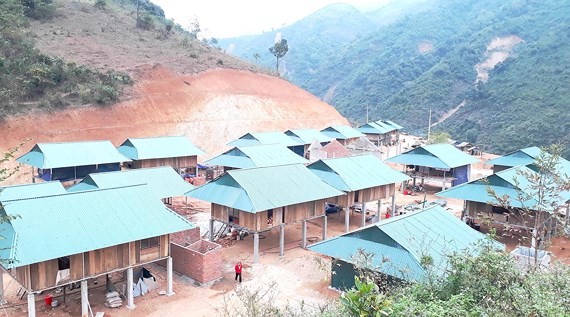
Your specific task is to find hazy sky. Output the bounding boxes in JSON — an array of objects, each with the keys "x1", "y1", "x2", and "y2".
[{"x1": 150, "y1": 0, "x2": 389, "y2": 39}]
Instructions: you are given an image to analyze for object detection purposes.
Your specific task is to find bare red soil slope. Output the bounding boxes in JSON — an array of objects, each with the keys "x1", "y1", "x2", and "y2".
[{"x1": 0, "y1": 66, "x2": 348, "y2": 183}]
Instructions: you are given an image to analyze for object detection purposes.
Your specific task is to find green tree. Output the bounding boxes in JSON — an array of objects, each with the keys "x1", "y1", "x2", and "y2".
[
  {"x1": 427, "y1": 131, "x2": 451, "y2": 144},
  {"x1": 269, "y1": 39, "x2": 288, "y2": 74},
  {"x1": 340, "y1": 276, "x2": 392, "y2": 317}
]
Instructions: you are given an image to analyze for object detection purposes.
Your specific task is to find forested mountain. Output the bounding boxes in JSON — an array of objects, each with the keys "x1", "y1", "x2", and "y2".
[{"x1": 221, "y1": 0, "x2": 570, "y2": 157}]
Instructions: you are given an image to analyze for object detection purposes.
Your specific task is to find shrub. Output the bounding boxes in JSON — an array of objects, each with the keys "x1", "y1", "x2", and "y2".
[
  {"x1": 94, "y1": 0, "x2": 106, "y2": 10},
  {"x1": 137, "y1": 13, "x2": 154, "y2": 30}
]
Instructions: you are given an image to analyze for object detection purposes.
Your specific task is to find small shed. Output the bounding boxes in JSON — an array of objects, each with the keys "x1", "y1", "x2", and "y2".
[
  {"x1": 67, "y1": 166, "x2": 194, "y2": 205},
  {"x1": 226, "y1": 132, "x2": 305, "y2": 156},
  {"x1": 117, "y1": 136, "x2": 206, "y2": 175},
  {"x1": 16, "y1": 141, "x2": 130, "y2": 183},
  {"x1": 185, "y1": 164, "x2": 345, "y2": 262},
  {"x1": 357, "y1": 120, "x2": 403, "y2": 146},
  {"x1": 0, "y1": 184, "x2": 194, "y2": 317},
  {"x1": 308, "y1": 205, "x2": 501, "y2": 290},
  {"x1": 436, "y1": 164, "x2": 570, "y2": 232},
  {"x1": 485, "y1": 146, "x2": 545, "y2": 173},
  {"x1": 308, "y1": 154, "x2": 410, "y2": 231},
  {"x1": 204, "y1": 144, "x2": 308, "y2": 172},
  {"x1": 385, "y1": 143, "x2": 479, "y2": 190},
  {"x1": 284, "y1": 129, "x2": 333, "y2": 157},
  {"x1": 320, "y1": 126, "x2": 365, "y2": 146}
]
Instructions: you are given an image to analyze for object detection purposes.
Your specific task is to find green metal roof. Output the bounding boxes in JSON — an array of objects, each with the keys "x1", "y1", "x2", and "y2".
[
  {"x1": 307, "y1": 154, "x2": 410, "y2": 192},
  {"x1": 385, "y1": 143, "x2": 479, "y2": 169},
  {"x1": 485, "y1": 146, "x2": 541, "y2": 167},
  {"x1": 227, "y1": 132, "x2": 304, "y2": 147},
  {"x1": 437, "y1": 165, "x2": 570, "y2": 209},
  {"x1": 16, "y1": 141, "x2": 131, "y2": 169},
  {"x1": 284, "y1": 129, "x2": 333, "y2": 144},
  {"x1": 320, "y1": 126, "x2": 364, "y2": 140},
  {"x1": 204, "y1": 145, "x2": 307, "y2": 169},
  {"x1": 117, "y1": 136, "x2": 205, "y2": 160},
  {"x1": 0, "y1": 182, "x2": 66, "y2": 203},
  {"x1": 185, "y1": 164, "x2": 345, "y2": 213},
  {"x1": 0, "y1": 185, "x2": 194, "y2": 268},
  {"x1": 357, "y1": 120, "x2": 403, "y2": 135},
  {"x1": 309, "y1": 205, "x2": 499, "y2": 282},
  {"x1": 67, "y1": 166, "x2": 193, "y2": 199}
]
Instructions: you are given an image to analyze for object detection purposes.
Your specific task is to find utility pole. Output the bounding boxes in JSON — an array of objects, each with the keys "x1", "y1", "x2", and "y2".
[
  {"x1": 427, "y1": 109, "x2": 432, "y2": 141},
  {"x1": 366, "y1": 105, "x2": 369, "y2": 123}
]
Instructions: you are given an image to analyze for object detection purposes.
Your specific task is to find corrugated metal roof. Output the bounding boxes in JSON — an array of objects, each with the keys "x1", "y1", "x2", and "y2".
[
  {"x1": 16, "y1": 141, "x2": 131, "y2": 169},
  {"x1": 308, "y1": 154, "x2": 410, "y2": 192},
  {"x1": 117, "y1": 136, "x2": 205, "y2": 160},
  {"x1": 185, "y1": 164, "x2": 345, "y2": 213},
  {"x1": 485, "y1": 147, "x2": 540, "y2": 167},
  {"x1": 284, "y1": 129, "x2": 333, "y2": 144},
  {"x1": 227, "y1": 132, "x2": 304, "y2": 147},
  {"x1": 205, "y1": 145, "x2": 307, "y2": 169},
  {"x1": 357, "y1": 120, "x2": 403, "y2": 135},
  {"x1": 67, "y1": 166, "x2": 193, "y2": 199},
  {"x1": 0, "y1": 182, "x2": 67, "y2": 202},
  {"x1": 437, "y1": 165, "x2": 569, "y2": 209},
  {"x1": 384, "y1": 120, "x2": 404, "y2": 130},
  {"x1": 386, "y1": 143, "x2": 479, "y2": 169},
  {"x1": 320, "y1": 126, "x2": 364, "y2": 140},
  {"x1": 0, "y1": 185, "x2": 194, "y2": 268},
  {"x1": 309, "y1": 205, "x2": 498, "y2": 282}
]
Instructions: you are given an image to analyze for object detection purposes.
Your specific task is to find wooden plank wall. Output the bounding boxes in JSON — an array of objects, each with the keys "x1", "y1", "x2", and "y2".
[
  {"x1": 132, "y1": 156, "x2": 198, "y2": 170},
  {"x1": 212, "y1": 204, "x2": 228, "y2": 222},
  {"x1": 29, "y1": 259, "x2": 58, "y2": 290},
  {"x1": 239, "y1": 211, "x2": 256, "y2": 231}
]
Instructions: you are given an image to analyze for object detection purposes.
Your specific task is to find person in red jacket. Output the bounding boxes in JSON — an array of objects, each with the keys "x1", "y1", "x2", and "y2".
[{"x1": 235, "y1": 261, "x2": 243, "y2": 283}]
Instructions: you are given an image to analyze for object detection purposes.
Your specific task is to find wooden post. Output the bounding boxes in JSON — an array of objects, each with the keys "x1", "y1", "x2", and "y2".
[
  {"x1": 301, "y1": 220, "x2": 307, "y2": 249},
  {"x1": 27, "y1": 292, "x2": 35, "y2": 317},
  {"x1": 81, "y1": 280, "x2": 88, "y2": 317},
  {"x1": 253, "y1": 233, "x2": 260, "y2": 263},
  {"x1": 279, "y1": 224, "x2": 285, "y2": 257},
  {"x1": 442, "y1": 170, "x2": 446, "y2": 190},
  {"x1": 376, "y1": 199, "x2": 382, "y2": 223},
  {"x1": 345, "y1": 206, "x2": 350, "y2": 233},
  {"x1": 391, "y1": 194, "x2": 396, "y2": 217},
  {"x1": 0, "y1": 272, "x2": 5, "y2": 304},
  {"x1": 322, "y1": 215, "x2": 327, "y2": 241},
  {"x1": 166, "y1": 257, "x2": 174, "y2": 296},
  {"x1": 126, "y1": 268, "x2": 136, "y2": 309},
  {"x1": 361, "y1": 202, "x2": 366, "y2": 227}
]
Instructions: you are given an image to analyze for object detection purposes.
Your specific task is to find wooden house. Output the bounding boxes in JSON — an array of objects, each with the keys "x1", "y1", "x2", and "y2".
[
  {"x1": 308, "y1": 154, "x2": 409, "y2": 231},
  {"x1": 320, "y1": 125, "x2": 364, "y2": 146},
  {"x1": 0, "y1": 184, "x2": 194, "y2": 317},
  {"x1": 357, "y1": 120, "x2": 403, "y2": 146},
  {"x1": 226, "y1": 131, "x2": 305, "y2": 156},
  {"x1": 284, "y1": 129, "x2": 333, "y2": 158},
  {"x1": 185, "y1": 164, "x2": 344, "y2": 262},
  {"x1": 16, "y1": 141, "x2": 130, "y2": 184},
  {"x1": 204, "y1": 144, "x2": 308, "y2": 172},
  {"x1": 67, "y1": 166, "x2": 194, "y2": 205},
  {"x1": 436, "y1": 164, "x2": 570, "y2": 233},
  {"x1": 117, "y1": 136, "x2": 205, "y2": 175},
  {"x1": 309, "y1": 205, "x2": 501, "y2": 290},
  {"x1": 385, "y1": 143, "x2": 479, "y2": 190}
]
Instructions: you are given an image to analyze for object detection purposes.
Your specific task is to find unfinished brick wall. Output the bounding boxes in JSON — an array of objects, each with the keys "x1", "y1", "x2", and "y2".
[
  {"x1": 171, "y1": 240, "x2": 222, "y2": 285},
  {"x1": 170, "y1": 226, "x2": 201, "y2": 245}
]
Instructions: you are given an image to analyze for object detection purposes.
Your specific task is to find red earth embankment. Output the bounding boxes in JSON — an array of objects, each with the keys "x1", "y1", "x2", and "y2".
[{"x1": 0, "y1": 66, "x2": 348, "y2": 184}]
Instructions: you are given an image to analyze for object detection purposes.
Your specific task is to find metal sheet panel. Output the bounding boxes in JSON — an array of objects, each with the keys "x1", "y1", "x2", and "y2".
[
  {"x1": 0, "y1": 182, "x2": 66, "y2": 202},
  {"x1": 67, "y1": 166, "x2": 193, "y2": 199},
  {"x1": 205, "y1": 144, "x2": 307, "y2": 169},
  {"x1": 1, "y1": 184, "x2": 195, "y2": 268},
  {"x1": 17, "y1": 141, "x2": 131, "y2": 169},
  {"x1": 285, "y1": 129, "x2": 333, "y2": 144},
  {"x1": 117, "y1": 136, "x2": 205, "y2": 160},
  {"x1": 386, "y1": 144, "x2": 479, "y2": 169},
  {"x1": 320, "y1": 125, "x2": 364, "y2": 140}
]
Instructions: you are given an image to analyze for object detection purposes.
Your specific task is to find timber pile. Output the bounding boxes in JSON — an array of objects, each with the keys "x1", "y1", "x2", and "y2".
[{"x1": 104, "y1": 291, "x2": 123, "y2": 308}]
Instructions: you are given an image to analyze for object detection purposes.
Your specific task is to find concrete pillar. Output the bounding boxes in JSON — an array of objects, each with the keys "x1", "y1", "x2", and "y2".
[
  {"x1": 361, "y1": 202, "x2": 366, "y2": 227},
  {"x1": 209, "y1": 218, "x2": 215, "y2": 242},
  {"x1": 279, "y1": 224, "x2": 285, "y2": 257},
  {"x1": 166, "y1": 257, "x2": 174, "y2": 296},
  {"x1": 81, "y1": 280, "x2": 88, "y2": 317},
  {"x1": 442, "y1": 171, "x2": 446, "y2": 190},
  {"x1": 301, "y1": 220, "x2": 307, "y2": 249},
  {"x1": 376, "y1": 199, "x2": 382, "y2": 223},
  {"x1": 27, "y1": 292, "x2": 35, "y2": 317},
  {"x1": 0, "y1": 272, "x2": 6, "y2": 304},
  {"x1": 322, "y1": 215, "x2": 327, "y2": 241},
  {"x1": 345, "y1": 206, "x2": 350, "y2": 233},
  {"x1": 253, "y1": 233, "x2": 260, "y2": 263},
  {"x1": 126, "y1": 267, "x2": 136, "y2": 309},
  {"x1": 391, "y1": 194, "x2": 396, "y2": 217}
]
